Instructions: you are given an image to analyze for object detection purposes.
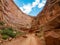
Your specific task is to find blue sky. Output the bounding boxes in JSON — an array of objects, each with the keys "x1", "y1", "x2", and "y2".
[{"x1": 13, "y1": 0, "x2": 46, "y2": 16}]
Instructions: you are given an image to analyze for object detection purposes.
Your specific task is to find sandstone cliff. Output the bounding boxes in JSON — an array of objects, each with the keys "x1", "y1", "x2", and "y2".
[{"x1": 0, "y1": 0, "x2": 34, "y2": 31}]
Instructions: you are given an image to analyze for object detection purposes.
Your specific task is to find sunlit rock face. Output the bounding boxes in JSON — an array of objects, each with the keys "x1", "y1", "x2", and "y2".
[{"x1": 13, "y1": 0, "x2": 47, "y2": 16}]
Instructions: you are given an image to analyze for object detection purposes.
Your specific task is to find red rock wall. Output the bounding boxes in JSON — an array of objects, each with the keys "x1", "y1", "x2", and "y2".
[
  {"x1": 0, "y1": 0, "x2": 33, "y2": 31},
  {"x1": 37, "y1": 0, "x2": 60, "y2": 26},
  {"x1": 45, "y1": 36, "x2": 60, "y2": 45}
]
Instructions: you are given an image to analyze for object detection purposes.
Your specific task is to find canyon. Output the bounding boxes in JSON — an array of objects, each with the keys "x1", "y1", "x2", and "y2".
[{"x1": 0, "y1": 0, "x2": 60, "y2": 45}]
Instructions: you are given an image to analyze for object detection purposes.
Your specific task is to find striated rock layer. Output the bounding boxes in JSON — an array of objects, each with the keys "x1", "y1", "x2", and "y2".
[
  {"x1": 0, "y1": 0, "x2": 33, "y2": 31},
  {"x1": 37, "y1": 0, "x2": 60, "y2": 45}
]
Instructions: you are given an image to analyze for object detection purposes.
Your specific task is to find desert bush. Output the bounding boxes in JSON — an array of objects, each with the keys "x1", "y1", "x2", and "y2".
[{"x1": 0, "y1": 27, "x2": 22, "y2": 40}]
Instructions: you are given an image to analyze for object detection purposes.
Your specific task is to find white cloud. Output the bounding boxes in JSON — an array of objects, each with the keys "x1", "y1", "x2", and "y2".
[
  {"x1": 38, "y1": 0, "x2": 46, "y2": 8},
  {"x1": 38, "y1": 3, "x2": 45, "y2": 8},
  {"x1": 20, "y1": 0, "x2": 46, "y2": 14},
  {"x1": 20, "y1": 4, "x2": 32, "y2": 14},
  {"x1": 32, "y1": 0, "x2": 40, "y2": 7}
]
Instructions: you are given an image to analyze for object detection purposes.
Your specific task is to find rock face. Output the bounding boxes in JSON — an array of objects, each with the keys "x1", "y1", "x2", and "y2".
[
  {"x1": 36, "y1": 0, "x2": 60, "y2": 45},
  {"x1": 0, "y1": 0, "x2": 60, "y2": 45},
  {"x1": 37, "y1": 0, "x2": 60, "y2": 25},
  {"x1": 0, "y1": 0, "x2": 33, "y2": 31}
]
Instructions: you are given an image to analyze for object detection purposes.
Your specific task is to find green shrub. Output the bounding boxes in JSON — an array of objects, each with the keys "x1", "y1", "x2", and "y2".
[
  {"x1": 1, "y1": 28, "x2": 16, "y2": 37},
  {"x1": 6, "y1": 27, "x2": 13, "y2": 31},
  {"x1": 2, "y1": 34, "x2": 9, "y2": 40},
  {"x1": 0, "y1": 27, "x2": 24, "y2": 40},
  {"x1": 9, "y1": 33, "x2": 16, "y2": 38},
  {"x1": 1, "y1": 29, "x2": 12, "y2": 35}
]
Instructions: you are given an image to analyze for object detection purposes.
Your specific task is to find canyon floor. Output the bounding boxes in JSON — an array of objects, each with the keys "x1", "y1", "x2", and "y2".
[{"x1": 2, "y1": 34, "x2": 45, "y2": 45}]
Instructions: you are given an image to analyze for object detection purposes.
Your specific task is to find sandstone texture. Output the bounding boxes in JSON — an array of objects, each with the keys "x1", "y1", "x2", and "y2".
[{"x1": 0, "y1": 0, "x2": 60, "y2": 45}]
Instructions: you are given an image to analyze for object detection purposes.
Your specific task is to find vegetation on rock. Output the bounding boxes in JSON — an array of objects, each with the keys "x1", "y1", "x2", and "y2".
[{"x1": 0, "y1": 27, "x2": 23, "y2": 40}]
